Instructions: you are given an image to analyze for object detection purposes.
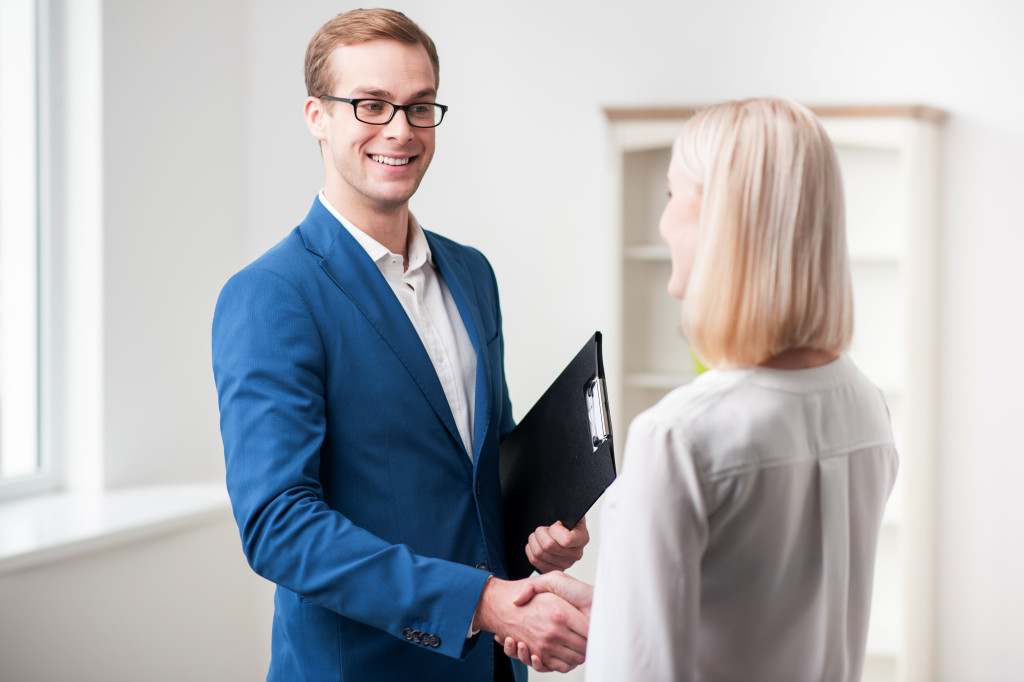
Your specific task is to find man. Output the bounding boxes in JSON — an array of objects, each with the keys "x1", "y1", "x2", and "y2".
[{"x1": 212, "y1": 9, "x2": 589, "y2": 681}]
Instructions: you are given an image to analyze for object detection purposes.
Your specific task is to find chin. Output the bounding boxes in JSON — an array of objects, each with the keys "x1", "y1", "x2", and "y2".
[
  {"x1": 372, "y1": 185, "x2": 420, "y2": 209},
  {"x1": 667, "y1": 283, "x2": 686, "y2": 300}
]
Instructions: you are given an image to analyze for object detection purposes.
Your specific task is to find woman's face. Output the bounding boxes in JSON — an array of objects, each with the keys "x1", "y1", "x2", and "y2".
[{"x1": 659, "y1": 156, "x2": 702, "y2": 300}]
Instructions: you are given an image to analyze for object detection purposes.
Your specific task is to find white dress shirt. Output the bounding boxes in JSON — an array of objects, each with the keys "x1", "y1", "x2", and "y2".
[
  {"x1": 318, "y1": 192, "x2": 477, "y2": 459},
  {"x1": 586, "y1": 355, "x2": 898, "y2": 682}
]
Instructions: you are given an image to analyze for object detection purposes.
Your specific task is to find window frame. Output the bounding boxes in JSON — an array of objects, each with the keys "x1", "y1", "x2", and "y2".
[{"x1": 0, "y1": 0, "x2": 54, "y2": 500}]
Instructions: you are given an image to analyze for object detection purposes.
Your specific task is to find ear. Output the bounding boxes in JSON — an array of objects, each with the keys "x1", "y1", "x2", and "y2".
[{"x1": 304, "y1": 96, "x2": 328, "y2": 142}]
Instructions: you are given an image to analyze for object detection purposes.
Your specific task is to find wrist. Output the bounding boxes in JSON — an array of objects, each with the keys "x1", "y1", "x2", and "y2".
[
  {"x1": 472, "y1": 576, "x2": 510, "y2": 635},
  {"x1": 469, "y1": 576, "x2": 491, "y2": 636}
]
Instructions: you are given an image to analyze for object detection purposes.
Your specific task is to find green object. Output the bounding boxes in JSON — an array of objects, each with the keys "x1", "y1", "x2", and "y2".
[{"x1": 690, "y1": 347, "x2": 709, "y2": 375}]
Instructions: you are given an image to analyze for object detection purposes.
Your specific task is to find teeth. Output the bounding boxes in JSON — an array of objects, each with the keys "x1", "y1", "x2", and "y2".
[{"x1": 371, "y1": 155, "x2": 410, "y2": 166}]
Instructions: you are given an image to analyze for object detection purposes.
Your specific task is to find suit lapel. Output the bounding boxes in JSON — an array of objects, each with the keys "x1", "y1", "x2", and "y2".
[
  {"x1": 300, "y1": 200, "x2": 466, "y2": 460},
  {"x1": 426, "y1": 233, "x2": 492, "y2": 464}
]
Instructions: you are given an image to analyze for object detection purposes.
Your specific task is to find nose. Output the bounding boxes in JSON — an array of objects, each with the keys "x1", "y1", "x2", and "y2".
[{"x1": 383, "y1": 108, "x2": 415, "y2": 141}]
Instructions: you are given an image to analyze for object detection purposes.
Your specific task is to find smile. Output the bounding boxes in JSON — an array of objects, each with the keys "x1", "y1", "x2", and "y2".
[{"x1": 370, "y1": 154, "x2": 411, "y2": 166}]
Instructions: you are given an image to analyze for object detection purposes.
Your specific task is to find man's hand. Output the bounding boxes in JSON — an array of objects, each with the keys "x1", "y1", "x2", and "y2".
[
  {"x1": 526, "y1": 517, "x2": 590, "y2": 573},
  {"x1": 472, "y1": 576, "x2": 589, "y2": 673},
  {"x1": 501, "y1": 571, "x2": 594, "y2": 672}
]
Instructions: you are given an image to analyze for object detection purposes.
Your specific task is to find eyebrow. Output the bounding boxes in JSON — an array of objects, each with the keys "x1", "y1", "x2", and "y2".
[{"x1": 352, "y1": 86, "x2": 438, "y2": 102}]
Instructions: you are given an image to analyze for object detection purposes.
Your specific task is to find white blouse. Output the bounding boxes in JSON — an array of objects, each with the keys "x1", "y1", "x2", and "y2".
[{"x1": 586, "y1": 355, "x2": 898, "y2": 682}]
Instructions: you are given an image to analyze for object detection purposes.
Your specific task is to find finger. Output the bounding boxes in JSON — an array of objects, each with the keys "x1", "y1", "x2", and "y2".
[
  {"x1": 512, "y1": 580, "x2": 538, "y2": 607},
  {"x1": 514, "y1": 595, "x2": 589, "y2": 662},
  {"x1": 528, "y1": 552, "x2": 561, "y2": 573},
  {"x1": 532, "y1": 527, "x2": 568, "y2": 557},
  {"x1": 531, "y1": 526, "x2": 586, "y2": 566},
  {"x1": 516, "y1": 641, "x2": 533, "y2": 667},
  {"x1": 566, "y1": 603, "x2": 591, "y2": 639},
  {"x1": 530, "y1": 653, "x2": 553, "y2": 673},
  {"x1": 532, "y1": 526, "x2": 574, "y2": 557},
  {"x1": 527, "y1": 548, "x2": 577, "y2": 574},
  {"x1": 546, "y1": 601, "x2": 591, "y2": 642},
  {"x1": 550, "y1": 519, "x2": 590, "y2": 549},
  {"x1": 527, "y1": 532, "x2": 579, "y2": 571},
  {"x1": 552, "y1": 628, "x2": 588, "y2": 658},
  {"x1": 548, "y1": 575, "x2": 594, "y2": 616},
  {"x1": 530, "y1": 616, "x2": 588, "y2": 660},
  {"x1": 502, "y1": 636, "x2": 517, "y2": 659},
  {"x1": 524, "y1": 541, "x2": 558, "y2": 573},
  {"x1": 549, "y1": 521, "x2": 582, "y2": 548},
  {"x1": 525, "y1": 548, "x2": 562, "y2": 574},
  {"x1": 567, "y1": 517, "x2": 590, "y2": 546},
  {"x1": 539, "y1": 651, "x2": 584, "y2": 674},
  {"x1": 527, "y1": 527, "x2": 557, "y2": 558},
  {"x1": 547, "y1": 521, "x2": 571, "y2": 545}
]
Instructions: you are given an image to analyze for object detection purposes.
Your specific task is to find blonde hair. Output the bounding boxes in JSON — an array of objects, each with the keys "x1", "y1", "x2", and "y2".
[
  {"x1": 304, "y1": 9, "x2": 440, "y2": 99},
  {"x1": 675, "y1": 98, "x2": 854, "y2": 367}
]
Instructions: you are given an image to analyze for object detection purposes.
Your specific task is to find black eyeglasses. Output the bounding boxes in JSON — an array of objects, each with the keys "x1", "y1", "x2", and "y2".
[{"x1": 318, "y1": 96, "x2": 448, "y2": 128}]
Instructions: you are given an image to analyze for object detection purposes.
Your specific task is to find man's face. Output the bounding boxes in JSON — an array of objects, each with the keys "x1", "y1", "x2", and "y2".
[{"x1": 311, "y1": 40, "x2": 437, "y2": 216}]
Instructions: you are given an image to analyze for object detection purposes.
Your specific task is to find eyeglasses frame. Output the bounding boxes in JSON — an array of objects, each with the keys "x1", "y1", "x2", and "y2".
[{"x1": 317, "y1": 95, "x2": 448, "y2": 128}]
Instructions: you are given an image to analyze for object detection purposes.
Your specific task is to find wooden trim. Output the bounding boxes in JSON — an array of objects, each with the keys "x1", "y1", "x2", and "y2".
[
  {"x1": 604, "y1": 107, "x2": 699, "y2": 121},
  {"x1": 604, "y1": 104, "x2": 948, "y2": 124}
]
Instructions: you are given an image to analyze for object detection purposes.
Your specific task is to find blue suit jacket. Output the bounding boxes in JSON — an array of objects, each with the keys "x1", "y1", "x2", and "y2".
[{"x1": 212, "y1": 198, "x2": 524, "y2": 681}]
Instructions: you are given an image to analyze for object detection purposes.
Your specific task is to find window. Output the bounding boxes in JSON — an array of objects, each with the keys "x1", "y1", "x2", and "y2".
[{"x1": 0, "y1": 0, "x2": 46, "y2": 497}]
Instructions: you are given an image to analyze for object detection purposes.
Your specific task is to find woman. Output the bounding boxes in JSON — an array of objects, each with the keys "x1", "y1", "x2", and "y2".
[
  {"x1": 583, "y1": 98, "x2": 899, "y2": 680},
  {"x1": 503, "y1": 98, "x2": 897, "y2": 675}
]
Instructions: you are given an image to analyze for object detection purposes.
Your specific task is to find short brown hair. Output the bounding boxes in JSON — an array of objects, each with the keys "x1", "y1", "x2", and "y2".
[
  {"x1": 304, "y1": 9, "x2": 440, "y2": 98},
  {"x1": 675, "y1": 98, "x2": 854, "y2": 367}
]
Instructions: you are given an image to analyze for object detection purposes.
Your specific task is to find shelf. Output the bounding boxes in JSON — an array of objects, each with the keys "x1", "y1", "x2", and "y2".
[
  {"x1": 624, "y1": 372, "x2": 692, "y2": 390},
  {"x1": 624, "y1": 244, "x2": 670, "y2": 261},
  {"x1": 850, "y1": 253, "x2": 903, "y2": 266}
]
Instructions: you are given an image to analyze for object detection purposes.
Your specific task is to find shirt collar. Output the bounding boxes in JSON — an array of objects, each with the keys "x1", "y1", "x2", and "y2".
[{"x1": 317, "y1": 190, "x2": 435, "y2": 271}]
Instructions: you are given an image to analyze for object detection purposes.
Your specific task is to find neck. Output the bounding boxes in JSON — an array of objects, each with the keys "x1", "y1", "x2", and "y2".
[
  {"x1": 757, "y1": 347, "x2": 839, "y2": 370},
  {"x1": 323, "y1": 186, "x2": 411, "y2": 259},
  {"x1": 357, "y1": 210, "x2": 410, "y2": 258}
]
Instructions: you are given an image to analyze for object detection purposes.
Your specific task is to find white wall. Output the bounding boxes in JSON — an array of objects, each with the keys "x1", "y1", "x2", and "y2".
[
  {"x1": 99, "y1": 0, "x2": 249, "y2": 487},
  {"x1": 0, "y1": 515, "x2": 274, "y2": 682},
  {"x1": 8, "y1": 0, "x2": 1021, "y2": 680}
]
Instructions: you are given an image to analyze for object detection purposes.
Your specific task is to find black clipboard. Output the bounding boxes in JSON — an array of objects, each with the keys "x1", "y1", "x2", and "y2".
[{"x1": 499, "y1": 332, "x2": 616, "y2": 579}]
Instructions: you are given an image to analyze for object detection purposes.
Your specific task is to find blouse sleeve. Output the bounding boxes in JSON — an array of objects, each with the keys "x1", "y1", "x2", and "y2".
[{"x1": 585, "y1": 411, "x2": 710, "y2": 682}]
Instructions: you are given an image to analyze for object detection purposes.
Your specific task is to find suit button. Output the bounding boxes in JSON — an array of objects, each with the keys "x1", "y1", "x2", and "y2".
[
  {"x1": 475, "y1": 562, "x2": 489, "y2": 571},
  {"x1": 475, "y1": 480, "x2": 482, "y2": 496},
  {"x1": 402, "y1": 628, "x2": 413, "y2": 641},
  {"x1": 429, "y1": 634, "x2": 441, "y2": 647}
]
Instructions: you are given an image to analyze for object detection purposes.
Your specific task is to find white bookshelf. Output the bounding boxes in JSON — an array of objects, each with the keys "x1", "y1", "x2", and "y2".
[{"x1": 605, "y1": 104, "x2": 945, "y2": 682}]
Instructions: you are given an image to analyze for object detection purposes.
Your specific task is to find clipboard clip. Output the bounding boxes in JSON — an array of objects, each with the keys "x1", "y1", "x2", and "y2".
[{"x1": 585, "y1": 377, "x2": 611, "y2": 451}]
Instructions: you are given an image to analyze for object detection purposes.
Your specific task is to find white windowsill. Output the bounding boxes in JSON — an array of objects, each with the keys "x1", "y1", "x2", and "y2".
[{"x1": 0, "y1": 482, "x2": 232, "y2": 575}]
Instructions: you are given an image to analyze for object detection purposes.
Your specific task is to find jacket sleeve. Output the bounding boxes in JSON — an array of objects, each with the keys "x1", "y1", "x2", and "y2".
[{"x1": 211, "y1": 266, "x2": 490, "y2": 659}]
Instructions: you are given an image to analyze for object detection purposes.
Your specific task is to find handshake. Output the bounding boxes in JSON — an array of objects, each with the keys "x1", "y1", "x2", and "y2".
[
  {"x1": 472, "y1": 521, "x2": 595, "y2": 674},
  {"x1": 493, "y1": 569, "x2": 593, "y2": 667}
]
